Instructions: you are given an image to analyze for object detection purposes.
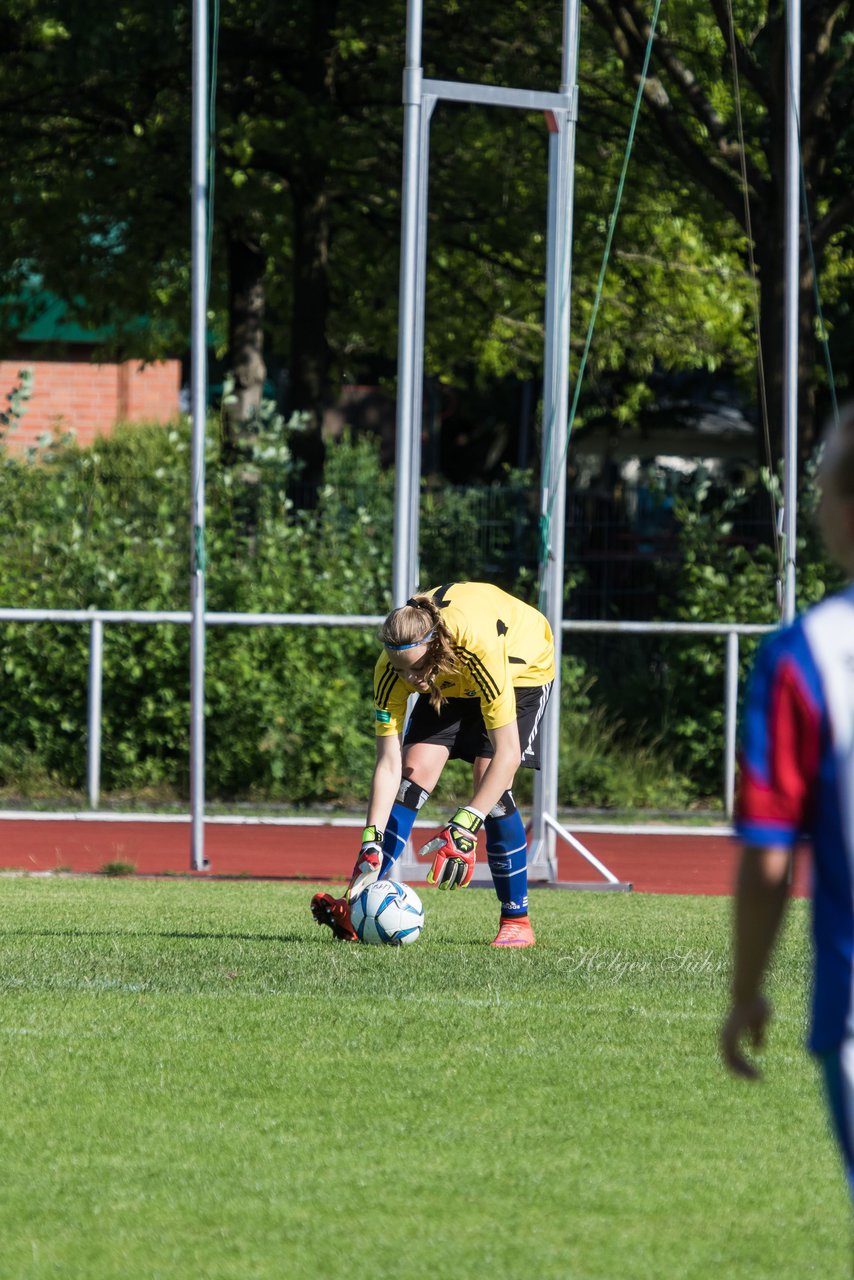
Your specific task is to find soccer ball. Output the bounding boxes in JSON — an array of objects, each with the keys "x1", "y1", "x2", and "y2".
[{"x1": 350, "y1": 879, "x2": 425, "y2": 946}]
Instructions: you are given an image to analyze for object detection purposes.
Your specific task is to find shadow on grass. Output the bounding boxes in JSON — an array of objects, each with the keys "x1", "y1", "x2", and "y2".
[{"x1": 0, "y1": 927, "x2": 303, "y2": 945}]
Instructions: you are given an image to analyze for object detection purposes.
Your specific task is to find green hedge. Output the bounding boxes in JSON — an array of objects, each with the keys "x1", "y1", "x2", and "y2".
[
  {"x1": 0, "y1": 419, "x2": 837, "y2": 811},
  {"x1": 1, "y1": 419, "x2": 554, "y2": 806},
  {"x1": 0, "y1": 420, "x2": 389, "y2": 802}
]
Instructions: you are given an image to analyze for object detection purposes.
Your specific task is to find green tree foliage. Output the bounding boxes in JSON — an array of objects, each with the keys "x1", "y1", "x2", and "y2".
[
  {"x1": 0, "y1": 0, "x2": 408, "y2": 401},
  {"x1": 6, "y1": 0, "x2": 845, "y2": 463},
  {"x1": 584, "y1": 0, "x2": 854, "y2": 453},
  {"x1": 0, "y1": 3, "x2": 191, "y2": 353}
]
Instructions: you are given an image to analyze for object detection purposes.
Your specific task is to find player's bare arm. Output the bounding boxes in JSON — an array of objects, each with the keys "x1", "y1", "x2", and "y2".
[
  {"x1": 471, "y1": 720, "x2": 522, "y2": 816},
  {"x1": 345, "y1": 734, "x2": 406, "y2": 902},
  {"x1": 721, "y1": 845, "x2": 792, "y2": 1079},
  {"x1": 366, "y1": 732, "x2": 404, "y2": 832}
]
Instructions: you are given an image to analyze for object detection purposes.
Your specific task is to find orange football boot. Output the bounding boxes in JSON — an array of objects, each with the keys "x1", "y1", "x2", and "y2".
[
  {"x1": 310, "y1": 892, "x2": 358, "y2": 942},
  {"x1": 491, "y1": 915, "x2": 536, "y2": 948}
]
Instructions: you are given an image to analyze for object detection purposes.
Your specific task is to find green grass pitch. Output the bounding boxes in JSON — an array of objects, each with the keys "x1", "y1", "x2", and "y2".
[{"x1": 0, "y1": 876, "x2": 848, "y2": 1279}]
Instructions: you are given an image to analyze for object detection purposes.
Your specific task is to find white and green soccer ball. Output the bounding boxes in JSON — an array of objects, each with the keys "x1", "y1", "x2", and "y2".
[{"x1": 350, "y1": 879, "x2": 425, "y2": 946}]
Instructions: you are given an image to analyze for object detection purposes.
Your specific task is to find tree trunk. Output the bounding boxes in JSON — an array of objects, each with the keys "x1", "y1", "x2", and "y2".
[
  {"x1": 285, "y1": 181, "x2": 332, "y2": 492},
  {"x1": 222, "y1": 231, "x2": 267, "y2": 460},
  {"x1": 755, "y1": 201, "x2": 819, "y2": 473},
  {"x1": 289, "y1": 182, "x2": 333, "y2": 421}
]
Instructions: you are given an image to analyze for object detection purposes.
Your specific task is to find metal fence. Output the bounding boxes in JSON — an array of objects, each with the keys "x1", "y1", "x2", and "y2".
[
  {"x1": 422, "y1": 477, "x2": 779, "y2": 619},
  {"x1": 0, "y1": 608, "x2": 774, "y2": 818}
]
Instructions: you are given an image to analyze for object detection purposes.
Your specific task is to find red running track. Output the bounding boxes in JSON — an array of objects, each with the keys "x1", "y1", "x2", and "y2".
[{"x1": 0, "y1": 818, "x2": 811, "y2": 897}]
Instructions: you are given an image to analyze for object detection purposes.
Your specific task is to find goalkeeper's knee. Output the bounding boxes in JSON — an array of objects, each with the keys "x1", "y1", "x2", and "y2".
[
  {"x1": 487, "y1": 790, "x2": 517, "y2": 818},
  {"x1": 381, "y1": 779, "x2": 432, "y2": 877}
]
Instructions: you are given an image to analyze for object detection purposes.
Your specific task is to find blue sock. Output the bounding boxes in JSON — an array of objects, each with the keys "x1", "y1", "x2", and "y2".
[
  {"x1": 485, "y1": 795, "x2": 529, "y2": 918},
  {"x1": 380, "y1": 780, "x2": 430, "y2": 878}
]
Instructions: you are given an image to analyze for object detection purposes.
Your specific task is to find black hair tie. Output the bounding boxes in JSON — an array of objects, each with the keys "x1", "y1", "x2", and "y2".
[{"x1": 405, "y1": 597, "x2": 419, "y2": 608}]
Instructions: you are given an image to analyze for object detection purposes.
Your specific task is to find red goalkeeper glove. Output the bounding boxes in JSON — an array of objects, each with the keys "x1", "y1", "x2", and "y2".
[
  {"x1": 347, "y1": 826, "x2": 384, "y2": 901},
  {"x1": 418, "y1": 806, "x2": 485, "y2": 890}
]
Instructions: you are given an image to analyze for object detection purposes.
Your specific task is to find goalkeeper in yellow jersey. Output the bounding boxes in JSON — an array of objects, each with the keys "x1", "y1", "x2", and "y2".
[{"x1": 311, "y1": 581, "x2": 555, "y2": 947}]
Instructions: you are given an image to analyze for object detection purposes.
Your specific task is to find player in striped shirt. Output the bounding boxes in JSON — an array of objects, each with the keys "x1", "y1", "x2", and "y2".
[
  {"x1": 312, "y1": 582, "x2": 555, "y2": 947},
  {"x1": 721, "y1": 405, "x2": 854, "y2": 1201}
]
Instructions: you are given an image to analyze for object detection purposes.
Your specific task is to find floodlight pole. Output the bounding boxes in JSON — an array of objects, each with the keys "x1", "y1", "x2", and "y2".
[
  {"x1": 189, "y1": 0, "x2": 209, "y2": 870},
  {"x1": 528, "y1": 1, "x2": 582, "y2": 883},
  {"x1": 782, "y1": 0, "x2": 801, "y2": 624}
]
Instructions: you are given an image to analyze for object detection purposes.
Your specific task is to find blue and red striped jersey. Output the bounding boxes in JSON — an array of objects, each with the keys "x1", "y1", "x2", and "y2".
[{"x1": 736, "y1": 584, "x2": 854, "y2": 1053}]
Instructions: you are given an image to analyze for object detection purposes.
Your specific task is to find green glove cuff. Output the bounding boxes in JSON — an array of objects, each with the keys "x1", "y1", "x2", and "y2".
[
  {"x1": 361, "y1": 825, "x2": 384, "y2": 846},
  {"x1": 450, "y1": 806, "x2": 484, "y2": 835}
]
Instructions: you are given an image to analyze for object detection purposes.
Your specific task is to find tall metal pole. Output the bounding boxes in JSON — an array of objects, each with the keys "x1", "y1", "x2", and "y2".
[
  {"x1": 530, "y1": 0, "x2": 581, "y2": 877},
  {"x1": 405, "y1": 98, "x2": 436, "y2": 592},
  {"x1": 392, "y1": 0, "x2": 425, "y2": 607},
  {"x1": 87, "y1": 619, "x2": 103, "y2": 810},
  {"x1": 782, "y1": 0, "x2": 800, "y2": 624},
  {"x1": 189, "y1": 0, "x2": 209, "y2": 869}
]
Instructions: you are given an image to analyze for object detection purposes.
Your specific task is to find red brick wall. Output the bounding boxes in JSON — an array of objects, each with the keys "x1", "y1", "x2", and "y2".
[{"x1": 0, "y1": 358, "x2": 182, "y2": 453}]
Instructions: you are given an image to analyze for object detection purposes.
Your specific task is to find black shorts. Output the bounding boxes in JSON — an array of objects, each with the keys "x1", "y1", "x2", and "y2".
[{"x1": 403, "y1": 683, "x2": 553, "y2": 770}]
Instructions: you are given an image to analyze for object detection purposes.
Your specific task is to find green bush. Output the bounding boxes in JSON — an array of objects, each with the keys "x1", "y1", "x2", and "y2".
[
  {"x1": 0, "y1": 418, "x2": 393, "y2": 801},
  {"x1": 0, "y1": 419, "x2": 839, "y2": 812},
  {"x1": 0, "y1": 420, "x2": 537, "y2": 805},
  {"x1": 646, "y1": 464, "x2": 843, "y2": 796}
]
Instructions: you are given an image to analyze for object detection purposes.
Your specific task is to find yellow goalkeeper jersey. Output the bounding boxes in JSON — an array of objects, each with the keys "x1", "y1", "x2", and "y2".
[{"x1": 373, "y1": 582, "x2": 555, "y2": 736}]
